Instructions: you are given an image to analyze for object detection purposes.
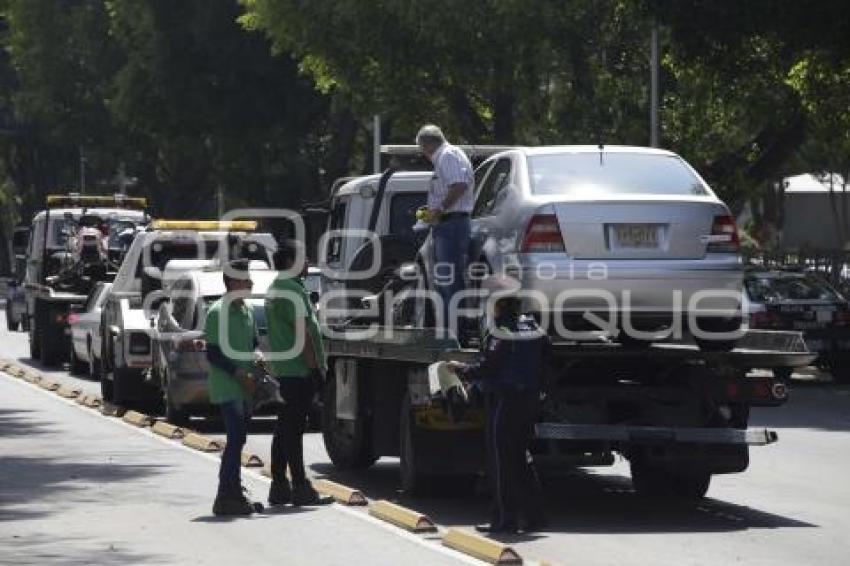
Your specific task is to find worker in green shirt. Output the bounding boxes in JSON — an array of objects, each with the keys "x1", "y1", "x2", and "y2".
[
  {"x1": 265, "y1": 241, "x2": 330, "y2": 506},
  {"x1": 204, "y1": 259, "x2": 262, "y2": 516}
]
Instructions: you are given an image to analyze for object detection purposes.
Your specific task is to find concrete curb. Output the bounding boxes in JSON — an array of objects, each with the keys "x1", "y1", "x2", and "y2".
[
  {"x1": 122, "y1": 410, "x2": 154, "y2": 427},
  {"x1": 369, "y1": 500, "x2": 437, "y2": 533},
  {"x1": 442, "y1": 528, "x2": 522, "y2": 565},
  {"x1": 182, "y1": 432, "x2": 225, "y2": 452},
  {"x1": 314, "y1": 479, "x2": 367, "y2": 506}
]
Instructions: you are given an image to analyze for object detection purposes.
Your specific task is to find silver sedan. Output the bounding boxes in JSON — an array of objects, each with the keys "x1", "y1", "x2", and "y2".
[{"x1": 411, "y1": 145, "x2": 743, "y2": 349}]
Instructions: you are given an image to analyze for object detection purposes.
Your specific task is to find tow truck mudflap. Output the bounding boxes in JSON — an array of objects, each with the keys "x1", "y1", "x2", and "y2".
[{"x1": 534, "y1": 423, "x2": 778, "y2": 446}]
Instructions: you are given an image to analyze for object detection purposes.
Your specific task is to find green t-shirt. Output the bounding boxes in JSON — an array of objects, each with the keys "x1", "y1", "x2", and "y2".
[
  {"x1": 204, "y1": 298, "x2": 257, "y2": 404},
  {"x1": 265, "y1": 274, "x2": 327, "y2": 378}
]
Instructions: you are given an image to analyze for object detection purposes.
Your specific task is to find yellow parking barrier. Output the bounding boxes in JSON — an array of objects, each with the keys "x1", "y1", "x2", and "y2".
[
  {"x1": 442, "y1": 528, "x2": 522, "y2": 565},
  {"x1": 9, "y1": 365, "x2": 28, "y2": 378},
  {"x1": 101, "y1": 403, "x2": 126, "y2": 417},
  {"x1": 182, "y1": 432, "x2": 225, "y2": 452},
  {"x1": 76, "y1": 394, "x2": 102, "y2": 409},
  {"x1": 56, "y1": 386, "x2": 82, "y2": 399},
  {"x1": 241, "y1": 452, "x2": 264, "y2": 468},
  {"x1": 122, "y1": 410, "x2": 154, "y2": 427},
  {"x1": 152, "y1": 421, "x2": 185, "y2": 439},
  {"x1": 24, "y1": 371, "x2": 42, "y2": 383},
  {"x1": 313, "y1": 479, "x2": 367, "y2": 506},
  {"x1": 369, "y1": 500, "x2": 437, "y2": 533},
  {"x1": 38, "y1": 380, "x2": 60, "y2": 392}
]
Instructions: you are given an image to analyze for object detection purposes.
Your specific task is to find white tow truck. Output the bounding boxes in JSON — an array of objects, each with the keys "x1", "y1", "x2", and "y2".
[
  {"x1": 99, "y1": 219, "x2": 276, "y2": 408},
  {"x1": 313, "y1": 147, "x2": 814, "y2": 498},
  {"x1": 19, "y1": 194, "x2": 148, "y2": 366}
]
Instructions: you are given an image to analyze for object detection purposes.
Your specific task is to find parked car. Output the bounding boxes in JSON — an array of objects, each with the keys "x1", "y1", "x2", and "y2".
[
  {"x1": 743, "y1": 269, "x2": 850, "y2": 381},
  {"x1": 69, "y1": 282, "x2": 112, "y2": 378},
  {"x1": 407, "y1": 145, "x2": 743, "y2": 349},
  {"x1": 151, "y1": 266, "x2": 279, "y2": 425}
]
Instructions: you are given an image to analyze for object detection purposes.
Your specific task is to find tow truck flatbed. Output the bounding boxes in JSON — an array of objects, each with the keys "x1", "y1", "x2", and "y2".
[{"x1": 322, "y1": 326, "x2": 816, "y2": 369}]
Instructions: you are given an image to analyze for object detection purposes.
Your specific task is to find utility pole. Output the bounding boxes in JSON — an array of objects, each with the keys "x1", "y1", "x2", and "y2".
[
  {"x1": 79, "y1": 146, "x2": 87, "y2": 193},
  {"x1": 649, "y1": 21, "x2": 660, "y2": 148},
  {"x1": 372, "y1": 114, "x2": 381, "y2": 174}
]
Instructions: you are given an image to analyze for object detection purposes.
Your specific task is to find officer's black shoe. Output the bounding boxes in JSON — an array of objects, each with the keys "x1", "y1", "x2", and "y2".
[
  {"x1": 474, "y1": 522, "x2": 518, "y2": 534},
  {"x1": 291, "y1": 481, "x2": 334, "y2": 506},
  {"x1": 268, "y1": 480, "x2": 292, "y2": 506},
  {"x1": 213, "y1": 491, "x2": 255, "y2": 516}
]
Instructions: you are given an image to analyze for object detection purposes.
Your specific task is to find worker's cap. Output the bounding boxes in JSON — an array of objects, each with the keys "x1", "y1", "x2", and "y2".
[
  {"x1": 415, "y1": 124, "x2": 445, "y2": 146},
  {"x1": 480, "y1": 274, "x2": 522, "y2": 297}
]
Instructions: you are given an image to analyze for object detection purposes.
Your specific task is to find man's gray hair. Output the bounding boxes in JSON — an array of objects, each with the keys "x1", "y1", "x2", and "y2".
[{"x1": 415, "y1": 124, "x2": 446, "y2": 147}]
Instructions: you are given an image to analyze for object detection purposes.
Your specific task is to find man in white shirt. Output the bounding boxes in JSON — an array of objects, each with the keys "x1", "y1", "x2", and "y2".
[{"x1": 416, "y1": 124, "x2": 474, "y2": 331}]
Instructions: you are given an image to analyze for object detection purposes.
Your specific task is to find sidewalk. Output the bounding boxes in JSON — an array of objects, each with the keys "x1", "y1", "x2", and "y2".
[{"x1": 0, "y1": 373, "x2": 471, "y2": 566}]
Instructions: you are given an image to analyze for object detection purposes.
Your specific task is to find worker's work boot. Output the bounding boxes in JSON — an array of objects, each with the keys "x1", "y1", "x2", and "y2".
[
  {"x1": 291, "y1": 481, "x2": 333, "y2": 506},
  {"x1": 268, "y1": 479, "x2": 292, "y2": 506}
]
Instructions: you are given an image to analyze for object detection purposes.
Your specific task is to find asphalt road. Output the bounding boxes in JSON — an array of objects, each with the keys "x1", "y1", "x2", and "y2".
[{"x1": 2, "y1": 313, "x2": 850, "y2": 565}]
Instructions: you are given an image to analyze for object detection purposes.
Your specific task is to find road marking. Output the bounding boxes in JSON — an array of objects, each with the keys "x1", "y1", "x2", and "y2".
[{"x1": 1, "y1": 370, "x2": 489, "y2": 566}]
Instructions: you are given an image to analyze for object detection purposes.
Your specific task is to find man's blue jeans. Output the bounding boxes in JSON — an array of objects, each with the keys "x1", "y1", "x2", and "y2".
[
  {"x1": 218, "y1": 400, "x2": 248, "y2": 494},
  {"x1": 432, "y1": 215, "x2": 471, "y2": 330}
]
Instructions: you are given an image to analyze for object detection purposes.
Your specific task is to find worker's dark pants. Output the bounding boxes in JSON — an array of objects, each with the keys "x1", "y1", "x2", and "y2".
[
  {"x1": 271, "y1": 377, "x2": 314, "y2": 486},
  {"x1": 218, "y1": 400, "x2": 249, "y2": 495},
  {"x1": 484, "y1": 388, "x2": 544, "y2": 526},
  {"x1": 432, "y1": 215, "x2": 470, "y2": 331}
]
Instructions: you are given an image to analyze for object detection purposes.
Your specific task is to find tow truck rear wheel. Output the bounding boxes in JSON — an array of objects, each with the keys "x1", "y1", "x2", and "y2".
[
  {"x1": 69, "y1": 344, "x2": 86, "y2": 375},
  {"x1": 40, "y1": 327, "x2": 62, "y2": 367},
  {"x1": 101, "y1": 372, "x2": 114, "y2": 402},
  {"x1": 164, "y1": 372, "x2": 190, "y2": 427},
  {"x1": 321, "y1": 367, "x2": 377, "y2": 470},
  {"x1": 399, "y1": 395, "x2": 434, "y2": 496},
  {"x1": 29, "y1": 318, "x2": 41, "y2": 360},
  {"x1": 630, "y1": 458, "x2": 711, "y2": 500},
  {"x1": 6, "y1": 302, "x2": 19, "y2": 331}
]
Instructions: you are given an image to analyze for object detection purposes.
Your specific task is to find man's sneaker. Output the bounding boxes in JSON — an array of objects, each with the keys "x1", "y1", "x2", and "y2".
[
  {"x1": 212, "y1": 493, "x2": 255, "y2": 516},
  {"x1": 268, "y1": 480, "x2": 292, "y2": 506},
  {"x1": 291, "y1": 481, "x2": 333, "y2": 506}
]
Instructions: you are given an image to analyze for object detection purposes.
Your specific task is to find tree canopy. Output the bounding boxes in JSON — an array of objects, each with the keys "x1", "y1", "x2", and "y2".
[{"x1": 0, "y1": 0, "x2": 849, "y2": 270}]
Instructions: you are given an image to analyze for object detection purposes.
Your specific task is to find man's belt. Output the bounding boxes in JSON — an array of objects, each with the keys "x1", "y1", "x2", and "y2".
[{"x1": 440, "y1": 211, "x2": 470, "y2": 222}]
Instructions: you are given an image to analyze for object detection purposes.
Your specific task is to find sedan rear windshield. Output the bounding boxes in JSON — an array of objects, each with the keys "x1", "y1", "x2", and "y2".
[
  {"x1": 528, "y1": 153, "x2": 708, "y2": 196},
  {"x1": 745, "y1": 275, "x2": 843, "y2": 303}
]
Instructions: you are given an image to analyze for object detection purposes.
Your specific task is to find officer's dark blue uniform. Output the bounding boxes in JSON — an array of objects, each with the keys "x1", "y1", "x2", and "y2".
[{"x1": 460, "y1": 312, "x2": 548, "y2": 533}]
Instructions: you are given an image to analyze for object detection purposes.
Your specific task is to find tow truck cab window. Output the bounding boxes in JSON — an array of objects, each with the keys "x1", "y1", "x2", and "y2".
[
  {"x1": 170, "y1": 279, "x2": 194, "y2": 328},
  {"x1": 327, "y1": 200, "x2": 348, "y2": 264},
  {"x1": 389, "y1": 193, "x2": 427, "y2": 242},
  {"x1": 83, "y1": 283, "x2": 105, "y2": 312}
]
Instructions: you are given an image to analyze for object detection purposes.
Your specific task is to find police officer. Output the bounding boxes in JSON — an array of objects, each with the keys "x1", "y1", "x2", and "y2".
[{"x1": 450, "y1": 274, "x2": 548, "y2": 534}]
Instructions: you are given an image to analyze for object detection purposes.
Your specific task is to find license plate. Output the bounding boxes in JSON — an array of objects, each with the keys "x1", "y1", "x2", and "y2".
[{"x1": 613, "y1": 224, "x2": 659, "y2": 248}]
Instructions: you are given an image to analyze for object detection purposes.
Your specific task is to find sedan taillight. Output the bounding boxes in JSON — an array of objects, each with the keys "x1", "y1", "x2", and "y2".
[
  {"x1": 522, "y1": 214, "x2": 565, "y2": 252},
  {"x1": 706, "y1": 214, "x2": 740, "y2": 253}
]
